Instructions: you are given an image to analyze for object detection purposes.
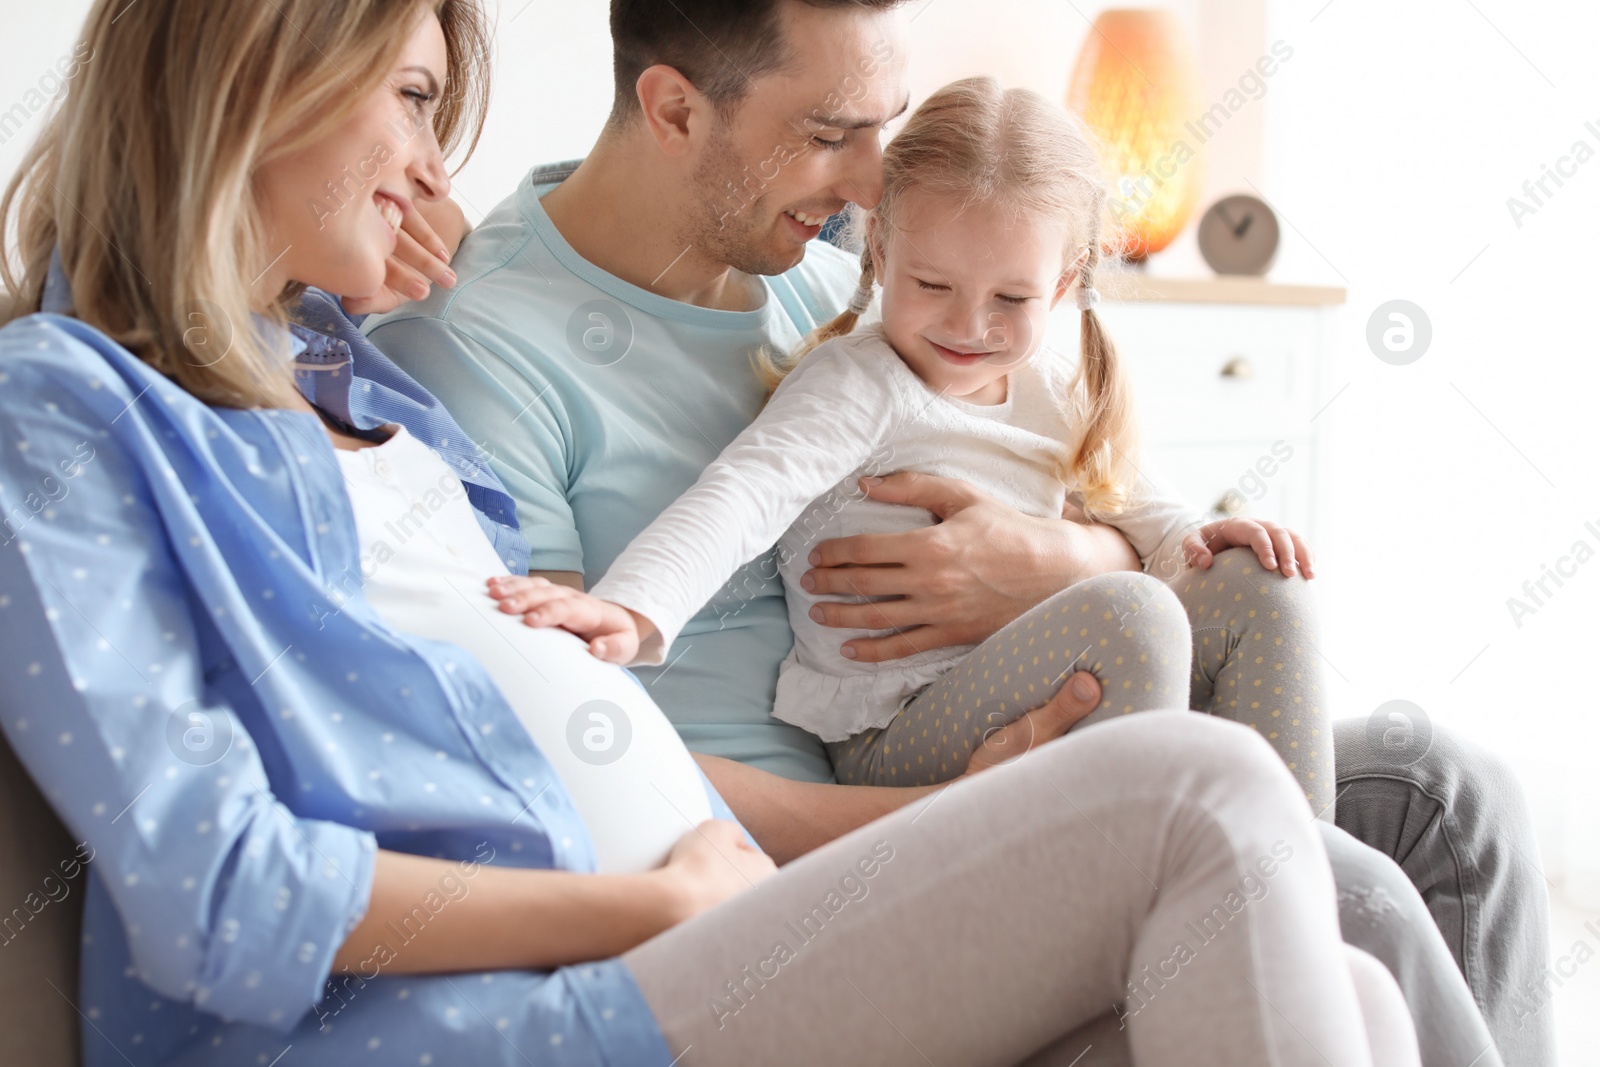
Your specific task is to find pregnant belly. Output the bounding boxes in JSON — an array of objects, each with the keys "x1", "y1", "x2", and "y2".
[{"x1": 369, "y1": 580, "x2": 713, "y2": 874}]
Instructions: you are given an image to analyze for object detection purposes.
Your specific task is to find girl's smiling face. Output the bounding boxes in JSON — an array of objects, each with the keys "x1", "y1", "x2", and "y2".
[
  {"x1": 871, "y1": 188, "x2": 1077, "y2": 405},
  {"x1": 255, "y1": 8, "x2": 453, "y2": 304}
]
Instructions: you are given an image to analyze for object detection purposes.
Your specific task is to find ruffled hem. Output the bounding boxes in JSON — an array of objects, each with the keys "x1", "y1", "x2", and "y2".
[{"x1": 771, "y1": 654, "x2": 950, "y2": 743}]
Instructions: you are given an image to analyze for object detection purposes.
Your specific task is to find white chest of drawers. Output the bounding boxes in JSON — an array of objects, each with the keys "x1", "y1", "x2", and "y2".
[{"x1": 1070, "y1": 275, "x2": 1347, "y2": 542}]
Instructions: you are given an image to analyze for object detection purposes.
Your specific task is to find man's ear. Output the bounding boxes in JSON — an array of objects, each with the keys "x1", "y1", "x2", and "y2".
[
  {"x1": 635, "y1": 64, "x2": 705, "y2": 159},
  {"x1": 1049, "y1": 248, "x2": 1092, "y2": 310},
  {"x1": 1049, "y1": 269, "x2": 1076, "y2": 310},
  {"x1": 866, "y1": 214, "x2": 888, "y2": 280}
]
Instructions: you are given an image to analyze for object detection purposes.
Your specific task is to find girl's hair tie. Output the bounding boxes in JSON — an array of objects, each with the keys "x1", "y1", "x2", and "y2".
[
  {"x1": 848, "y1": 285, "x2": 874, "y2": 316},
  {"x1": 1076, "y1": 285, "x2": 1102, "y2": 312}
]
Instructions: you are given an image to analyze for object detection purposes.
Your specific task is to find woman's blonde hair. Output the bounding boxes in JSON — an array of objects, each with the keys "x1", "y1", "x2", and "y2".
[
  {"x1": 0, "y1": 0, "x2": 491, "y2": 409},
  {"x1": 758, "y1": 76, "x2": 1138, "y2": 516}
]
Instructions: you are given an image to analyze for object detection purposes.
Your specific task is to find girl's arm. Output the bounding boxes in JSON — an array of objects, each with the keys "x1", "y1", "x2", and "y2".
[
  {"x1": 335, "y1": 820, "x2": 773, "y2": 974},
  {"x1": 587, "y1": 342, "x2": 903, "y2": 664}
]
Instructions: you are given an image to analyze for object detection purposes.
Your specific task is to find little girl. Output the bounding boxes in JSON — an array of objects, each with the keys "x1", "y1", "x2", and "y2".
[{"x1": 490, "y1": 78, "x2": 1323, "y2": 791}]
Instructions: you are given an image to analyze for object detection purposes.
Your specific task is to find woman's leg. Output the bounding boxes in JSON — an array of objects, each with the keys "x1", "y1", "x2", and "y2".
[
  {"x1": 625, "y1": 713, "x2": 1393, "y2": 1067},
  {"x1": 827, "y1": 572, "x2": 1191, "y2": 786},
  {"x1": 1167, "y1": 545, "x2": 1336, "y2": 816},
  {"x1": 1344, "y1": 946, "x2": 1425, "y2": 1067},
  {"x1": 1320, "y1": 822, "x2": 1504, "y2": 1067},
  {"x1": 1017, "y1": 949, "x2": 1424, "y2": 1067}
]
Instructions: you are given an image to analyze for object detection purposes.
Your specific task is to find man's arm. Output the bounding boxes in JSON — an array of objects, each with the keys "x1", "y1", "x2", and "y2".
[
  {"x1": 692, "y1": 753, "x2": 935, "y2": 865},
  {"x1": 802, "y1": 472, "x2": 1141, "y2": 664},
  {"x1": 692, "y1": 670, "x2": 1104, "y2": 864}
]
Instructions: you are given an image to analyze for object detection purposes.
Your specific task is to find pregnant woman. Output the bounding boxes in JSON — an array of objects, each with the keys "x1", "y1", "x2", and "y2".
[{"x1": 0, "y1": 0, "x2": 1418, "y2": 1063}]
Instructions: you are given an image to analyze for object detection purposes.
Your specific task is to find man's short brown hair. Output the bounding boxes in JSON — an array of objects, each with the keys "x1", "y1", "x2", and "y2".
[{"x1": 608, "y1": 0, "x2": 907, "y2": 120}]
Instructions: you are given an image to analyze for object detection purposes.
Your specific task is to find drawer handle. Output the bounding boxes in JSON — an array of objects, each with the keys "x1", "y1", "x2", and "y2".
[
  {"x1": 1213, "y1": 490, "x2": 1247, "y2": 515},
  {"x1": 1219, "y1": 356, "x2": 1254, "y2": 379}
]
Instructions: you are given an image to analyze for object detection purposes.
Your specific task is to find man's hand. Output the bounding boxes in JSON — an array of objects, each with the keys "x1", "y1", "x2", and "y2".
[
  {"x1": 963, "y1": 671, "x2": 1102, "y2": 776},
  {"x1": 341, "y1": 198, "x2": 466, "y2": 317},
  {"x1": 801, "y1": 472, "x2": 1140, "y2": 663}
]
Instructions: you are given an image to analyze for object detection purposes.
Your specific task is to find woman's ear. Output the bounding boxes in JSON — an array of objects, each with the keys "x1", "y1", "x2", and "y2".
[{"x1": 634, "y1": 64, "x2": 704, "y2": 159}]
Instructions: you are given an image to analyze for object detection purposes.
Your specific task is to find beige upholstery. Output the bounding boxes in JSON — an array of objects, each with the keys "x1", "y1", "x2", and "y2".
[{"x1": 0, "y1": 730, "x2": 85, "y2": 1065}]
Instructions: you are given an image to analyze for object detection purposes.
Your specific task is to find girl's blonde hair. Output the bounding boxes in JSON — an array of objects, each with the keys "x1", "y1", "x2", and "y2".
[
  {"x1": 0, "y1": 0, "x2": 491, "y2": 410},
  {"x1": 757, "y1": 76, "x2": 1137, "y2": 516}
]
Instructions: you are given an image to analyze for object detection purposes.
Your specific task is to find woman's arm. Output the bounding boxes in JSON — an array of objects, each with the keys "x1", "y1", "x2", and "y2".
[
  {"x1": 335, "y1": 820, "x2": 773, "y2": 974},
  {"x1": 339, "y1": 198, "x2": 464, "y2": 317},
  {"x1": 0, "y1": 335, "x2": 380, "y2": 1028}
]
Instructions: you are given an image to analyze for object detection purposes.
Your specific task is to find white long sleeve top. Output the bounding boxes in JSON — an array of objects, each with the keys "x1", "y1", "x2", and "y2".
[{"x1": 591, "y1": 325, "x2": 1202, "y2": 742}]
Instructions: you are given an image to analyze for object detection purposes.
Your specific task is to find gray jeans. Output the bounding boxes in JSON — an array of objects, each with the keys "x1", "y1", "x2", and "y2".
[
  {"x1": 1331, "y1": 717, "x2": 1555, "y2": 1067},
  {"x1": 1024, "y1": 720, "x2": 1555, "y2": 1067},
  {"x1": 1165, "y1": 549, "x2": 1553, "y2": 1066}
]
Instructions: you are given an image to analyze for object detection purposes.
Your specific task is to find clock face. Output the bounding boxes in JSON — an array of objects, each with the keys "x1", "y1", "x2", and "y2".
[{"x1": 1197, "y1": 194, "x2": 1280, "y2": 276}]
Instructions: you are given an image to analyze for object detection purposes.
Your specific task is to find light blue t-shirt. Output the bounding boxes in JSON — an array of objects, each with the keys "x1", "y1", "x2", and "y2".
[{"x1": 367, "y1": 161, "x2": 860, "y2": 782}]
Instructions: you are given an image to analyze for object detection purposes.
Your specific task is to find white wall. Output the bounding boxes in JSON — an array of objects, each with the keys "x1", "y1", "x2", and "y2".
[{"x1": 1257, "y1": 0, "x2": 1600, "y2": 907}]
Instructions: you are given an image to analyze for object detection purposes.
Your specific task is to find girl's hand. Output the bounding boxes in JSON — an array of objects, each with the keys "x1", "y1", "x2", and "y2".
[
  {"x1": 657, "y1": 820, "x2": 777, "y2": 923},
  {"x1": 341, "y1": 198, "x2": 465, "y2": 317},
  {"x1": 486, "y1": 575, "x2": 651, "y2": 663},
  {"x1": 1181, "y1": 517, "x2": 1316, "y2": 579}
]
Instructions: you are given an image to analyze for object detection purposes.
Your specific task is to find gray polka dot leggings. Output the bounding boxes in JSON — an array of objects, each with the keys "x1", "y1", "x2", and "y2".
[{"x1": 824, "y1": 546, "x2": 1334, "y2": 815}]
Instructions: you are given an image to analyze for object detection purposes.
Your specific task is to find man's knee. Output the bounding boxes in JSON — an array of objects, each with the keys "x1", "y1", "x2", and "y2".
[{"x1": 1335, "y1": 715, "x2": 1530, "y2": 823}]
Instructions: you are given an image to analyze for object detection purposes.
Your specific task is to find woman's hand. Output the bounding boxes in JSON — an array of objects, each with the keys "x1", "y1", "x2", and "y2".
[
  {"x1": 340, "y1": 197, "x2": 466, "y2": 317},
  {"x1": 657, "y1": 820, "x2": 777, "y2": 922},
  {"x1": 486, "y1": 575, "x2": 653, "y2": 663},
  {"x1": 1182, "y1": 517, "x2": 1315, "y2": 579}
]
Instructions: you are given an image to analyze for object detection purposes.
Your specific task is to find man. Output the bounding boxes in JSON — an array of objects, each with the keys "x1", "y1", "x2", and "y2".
[{"x1": 367, "y1": 1, "x2": 1553, "y2": 1062}]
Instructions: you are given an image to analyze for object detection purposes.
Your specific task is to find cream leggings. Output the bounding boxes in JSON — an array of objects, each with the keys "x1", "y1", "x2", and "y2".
[
  {"x1": 624, "y1": 713, "x2": 1419, "y2": 1066},
  {"x1": 826, "y1": 546, "x2": 1336, "y2": 815}
]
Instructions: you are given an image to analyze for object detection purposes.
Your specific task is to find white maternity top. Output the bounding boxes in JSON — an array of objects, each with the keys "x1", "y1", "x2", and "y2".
[
  {"x1": 336, "y1": 426, "x2": 712, "y2": 873},
  {"x1": 592, "y1": 325, "x2": 1200, "y2": 743}
]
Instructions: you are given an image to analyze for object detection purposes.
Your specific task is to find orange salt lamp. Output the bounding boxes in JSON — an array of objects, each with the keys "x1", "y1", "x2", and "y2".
[{"x1": 1067, "y1": 9, "x2": 1205, "y2": 262}]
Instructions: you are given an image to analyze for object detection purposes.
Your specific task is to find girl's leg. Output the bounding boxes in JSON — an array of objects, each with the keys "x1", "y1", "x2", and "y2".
[
  {"x1": 826, "y1": 572, "x2": 1191, "y2": 786},
  {"x1": 624, "y1": 713, "x2": 1393, "y2": 1067},
  {"x1": 1167, "y1": 546, "x2": 1336, "y2": 816}
]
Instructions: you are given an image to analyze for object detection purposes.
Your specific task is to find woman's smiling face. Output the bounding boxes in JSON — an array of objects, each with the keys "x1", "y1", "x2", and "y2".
[{"x1": 255, "y1": 7, "x2": 452, "y2": 304}]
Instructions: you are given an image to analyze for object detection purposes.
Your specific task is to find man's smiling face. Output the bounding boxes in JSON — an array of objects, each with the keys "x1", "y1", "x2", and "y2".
[{"x1": 689, "y1": 1, "x2": 910, "y2": 277}]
